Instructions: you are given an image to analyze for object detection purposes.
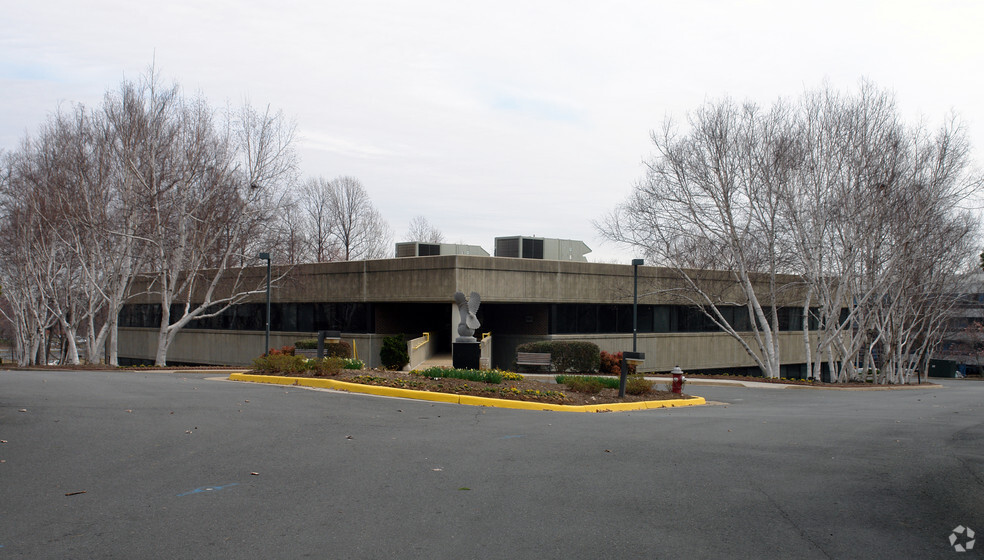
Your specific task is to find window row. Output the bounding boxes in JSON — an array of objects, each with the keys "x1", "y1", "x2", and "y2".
[
  {"x1": 118, "y1": 302, "x2": 373, "y2": 333},
  {"x1": 549, "y1": 304, "x2": 818, "y2": 335}
]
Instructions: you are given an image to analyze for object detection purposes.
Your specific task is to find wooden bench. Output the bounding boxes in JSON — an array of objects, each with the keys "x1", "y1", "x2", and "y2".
[{"x1": 516, "y1": 352, "x2": 551, "y2": 368}]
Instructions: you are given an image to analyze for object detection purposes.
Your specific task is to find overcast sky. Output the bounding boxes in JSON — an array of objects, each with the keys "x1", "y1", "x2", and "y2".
[{"x1": 2, "y1": 1, "x2": 982, "y2": 262}]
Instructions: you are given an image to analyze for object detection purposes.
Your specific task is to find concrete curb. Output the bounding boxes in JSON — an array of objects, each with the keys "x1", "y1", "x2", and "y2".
[{"x1": 228, "y1": 373, "x2": 706, "y2": 413}]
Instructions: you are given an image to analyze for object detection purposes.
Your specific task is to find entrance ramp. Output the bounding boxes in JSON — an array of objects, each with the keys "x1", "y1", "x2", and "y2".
[{"x1": 415, "y1": 353, "x2": 453, "y2": 369}]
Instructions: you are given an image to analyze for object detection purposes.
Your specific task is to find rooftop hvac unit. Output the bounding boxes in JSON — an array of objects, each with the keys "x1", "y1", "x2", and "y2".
[
  {"x1": 494, "y1": 236, "x2": 590, "y2": 261},
  {"x1": 395, "y1": 242, "x2": 489, "y2": 258}
]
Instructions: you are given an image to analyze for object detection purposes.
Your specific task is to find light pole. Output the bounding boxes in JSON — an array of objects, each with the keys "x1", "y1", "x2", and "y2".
[
  {"x1": 632, "y1": 258, "x2": 643, "y2": 352},
  {"x1": 258, "y1": 252, "x2": 271, "y2": 356},
  {"x1": 620, "y1": 259, "x2": 645, "y2": 398}
]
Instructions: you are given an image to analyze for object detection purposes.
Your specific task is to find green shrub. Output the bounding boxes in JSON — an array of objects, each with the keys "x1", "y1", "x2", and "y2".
[
  {"x1": 625, "y1": 375, "x2": 655, "y2": 395},
  {"x1": 324, "y1": 341, "x2": 352, "y2": 358},
  {"x1": 380, "y1": 334, "x2": 409, "y2": 370},
  {"x1": 310, "y1": 357, "x2": 344, "y2": 377},
  {"x1": 253, "y1": 353, "x2": 307, "y2": 374},
  {"x1": 516, "y1": 341, "x2": 600, "y2": 373},
  {"x1": 341, "y1": 358, "x2": 365, "y2": 370},
  {"x1": 294, "y1": 339, "x2": 352, "y2": 358}
]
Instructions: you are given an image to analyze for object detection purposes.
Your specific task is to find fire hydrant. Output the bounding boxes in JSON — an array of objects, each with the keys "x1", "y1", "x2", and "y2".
[{"x1": 671, "y1": 366, "x2": 686, "y2": 394}]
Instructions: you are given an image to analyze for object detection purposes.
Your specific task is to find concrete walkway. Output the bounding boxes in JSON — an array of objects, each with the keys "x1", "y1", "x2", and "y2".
[
  {"x1": 516, "y1": 373, "x2": 785, "y2": 388},
  {"x1": 519, "y1": 372, "x2": 940, "y2": 390},
  {"x1": 415, "y1": 353, "x2": 453, "y2": 369}
]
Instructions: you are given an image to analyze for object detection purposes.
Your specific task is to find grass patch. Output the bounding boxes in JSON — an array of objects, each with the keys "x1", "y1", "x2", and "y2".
[
  {"x1": 413, "y1": 366, "x2": 503, "y2": 384},
  {"x1": 556, "y1": 375, "x2": 620, "y2": 393}
]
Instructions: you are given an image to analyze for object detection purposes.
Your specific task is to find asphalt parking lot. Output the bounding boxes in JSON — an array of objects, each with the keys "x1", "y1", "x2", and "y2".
[{"x1": 1, "y1": 369, "x2": 982, "y2": 559}]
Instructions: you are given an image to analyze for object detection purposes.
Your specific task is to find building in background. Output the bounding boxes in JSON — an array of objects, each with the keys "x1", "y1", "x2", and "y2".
[{"x1": 118, "y1": 239, "x2": 818, "y2": 376}]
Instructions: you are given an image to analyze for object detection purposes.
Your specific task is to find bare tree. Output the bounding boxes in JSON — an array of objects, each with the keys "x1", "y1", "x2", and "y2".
[
  {"x1": 118, "y1": 73, "x2": 298, "y2": 365},
  {"x1": 0, "y1": 148, "x2": 60, "y2": 365},
  {"x1": 298, "y1": 176, "x2": 339, "y2": 262},
  {"x1": 330, "y1": 176, "x2": 391, "y2": 260},
  {"x1": 270, "y1": 190, "x2": 308, "y2": 265},
  {"x1": 789, "y1": 86, "x2": 981, "y2": 383},
  {"x1": 598, "y1": 99, "x2": 800, "y2": 378},
  {"x1": 300, "y1": 175, "x2": 391, "y2": 261},
  {"x1": 0, "y1": 68, "x2": 300, "y2": 366},
  {"x1": 600, "y1": 81, "x2": 981, "y2": 382},
  {"x1": 406, "y1": 215, "x2": 444, "y2": 244}
]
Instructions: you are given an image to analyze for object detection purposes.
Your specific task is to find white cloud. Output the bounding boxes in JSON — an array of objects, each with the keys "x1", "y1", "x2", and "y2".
[{"x1": 2, "y1": 0, "x2": 983, "y2": 263}]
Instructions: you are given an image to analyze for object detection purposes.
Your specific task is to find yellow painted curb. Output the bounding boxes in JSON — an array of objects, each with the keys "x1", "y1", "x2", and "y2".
[
  {"x1": 229, "y1": 373, "x2": 705, "y2": 413},
  {"x1": 230, "y1": 373, "x2": 296, "y2": 385},
  {"x1": 458, "y1": 395, "x2": 575, "y2": 411},
  {"x1": 648, "y1": 396, "x2": 706, "y2": 408}
]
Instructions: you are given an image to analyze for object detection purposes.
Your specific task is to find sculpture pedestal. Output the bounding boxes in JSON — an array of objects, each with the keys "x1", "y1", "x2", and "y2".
[{"x1": 452, "y1": 342, "x2": 481, "y2": 370}]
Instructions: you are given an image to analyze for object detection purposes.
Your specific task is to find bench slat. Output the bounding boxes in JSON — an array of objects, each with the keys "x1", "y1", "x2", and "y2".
[{"x1": 516, "y1": 352, "x2": 551, "y2": 365}]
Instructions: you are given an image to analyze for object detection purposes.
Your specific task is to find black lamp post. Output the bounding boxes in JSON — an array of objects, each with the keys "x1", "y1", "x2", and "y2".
[
  {"x1": 620, "y1": 259, "x2": 646, "y2": 398},
  {"x1": 632, "y1": 258, "x2": 643, "y2": 352},
  {"x1": 258, "y1": 252, "x2": 271, "y2": 356}
]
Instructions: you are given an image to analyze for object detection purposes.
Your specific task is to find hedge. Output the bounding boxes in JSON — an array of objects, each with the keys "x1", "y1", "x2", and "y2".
[
  {"x1": 515, "y1": 341, "x2": 600, "y2": 373},
  {"x1": 294, "y1": 339, "x2": 352, "y2": 358}
]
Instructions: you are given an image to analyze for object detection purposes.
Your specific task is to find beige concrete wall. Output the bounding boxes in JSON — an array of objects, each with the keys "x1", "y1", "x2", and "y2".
[
  {"x1": 576, "y1": 331, "x2": 818, "y2": 373},
  {"x1": 125, "y1": 256, "x2": 809, "y2": 307},
  {"x1": 122, "y1": 325, "x2": 818, "y2": 373},
  {"x1": 491, "y1": 331, "x2": 818, "y2": 373},
  {"x1": 453, "y1": 256, "x2": 808, "y2": 306}
]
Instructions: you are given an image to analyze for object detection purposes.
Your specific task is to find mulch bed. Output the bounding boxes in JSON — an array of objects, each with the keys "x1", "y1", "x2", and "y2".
[{"x1": 250, "y1": 368, "x2": 692, "y2": 406}]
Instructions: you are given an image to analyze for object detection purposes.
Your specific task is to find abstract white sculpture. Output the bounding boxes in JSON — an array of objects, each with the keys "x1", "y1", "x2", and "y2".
[{"x1": 454, "y1": 291, "x2": 481, "y2": 342}]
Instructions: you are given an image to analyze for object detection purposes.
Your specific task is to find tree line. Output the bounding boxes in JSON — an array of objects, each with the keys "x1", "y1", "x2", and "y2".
[
  {"x1": 0, "y1": 70, "x2": 429, "y2": 366},
  {"x1": 600, "y1": 81, "x2": 982, "y2": 383}
]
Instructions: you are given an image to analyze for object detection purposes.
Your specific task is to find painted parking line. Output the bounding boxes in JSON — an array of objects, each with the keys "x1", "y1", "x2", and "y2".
[{"x1": 177, "y1": 483, "x2": 240, "y2": 497}]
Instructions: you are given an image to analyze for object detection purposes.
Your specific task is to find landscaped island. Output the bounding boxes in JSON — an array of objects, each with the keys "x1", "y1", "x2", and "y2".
[{"x1": 250, "y1": 348, "x2": 691, "y2": 406}]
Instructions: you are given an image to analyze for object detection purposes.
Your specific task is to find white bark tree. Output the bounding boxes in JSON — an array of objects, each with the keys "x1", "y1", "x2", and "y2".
[
  {"x1": 0, "y1": 69, "x2": 299, "y2": 367},
  {"x1": 599, "y1": 99, "x2": 801, "y2": 378},
  {"x1": 115, "y1": 74, "x2": 298, "y2": 365},
  {"x1": 0, "y1": 149, "x2": 60, "y2": 365},
  {"x1": 601, "y1": 81, "x2": 981, "y2": 382}
]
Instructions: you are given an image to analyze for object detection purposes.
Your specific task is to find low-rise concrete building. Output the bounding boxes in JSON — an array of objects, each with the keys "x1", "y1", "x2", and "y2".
[{"x1": 118, "y1": 254, "x2": 816, "y2": 375}]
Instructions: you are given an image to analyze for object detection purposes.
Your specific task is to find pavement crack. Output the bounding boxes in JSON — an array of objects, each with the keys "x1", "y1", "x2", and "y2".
[{"x1": 754, "y1": 486, "x2": 833, "y2": 559}]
